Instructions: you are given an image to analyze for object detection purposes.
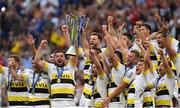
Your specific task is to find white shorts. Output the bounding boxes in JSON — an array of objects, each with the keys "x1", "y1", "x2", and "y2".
[
  {"x1": 27, "y1": 105, "x2": 49, "y2": 108},
  {"x1": 108, "y1": 102, "x2": 126, "y2": 108},
  {"x1": 51, "y1": 100, "x2": 75, "y2": 108},
  {"x1": 79, "y1": 94, "x2": 93, "y2": 107},
  {"x1": 9, "y1": 106, "x2": 29, "y2": 108}
]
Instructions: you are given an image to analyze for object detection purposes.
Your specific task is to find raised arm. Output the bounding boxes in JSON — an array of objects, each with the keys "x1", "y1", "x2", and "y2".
[
  {"x1": 143, "y1": 42, "x2": 153, "y2": 72},
  {"x1": 34, "y1": 40, "x2": 48, "y2": 72},
  {"x1": 81, "y1": 27, "x2": 90, "y2": 57},
  {"x1": 158, "y1": 48, "x2": 173, "y2": 75},
  {"x1": 118, "y1": 35, "x2": 128, "y2": 63},
  {"x1": 99, "y1": 53, "x2": 110, "y2": 75},
  {"x1": 107, "y1": 16, "x2": 117, "y2": 37},
  {"x1": 26, "y1": 33, "x2": 37, "y2": 56},
  {"x1": 69, "y1": 43, "x2": 79, "y2": 68},
  {"x1": 163, "y1": 36, "x2": 177, "y2": 60},
  {"x1": 62, "y1": 25, "x2": 70, "y2": 48},
  {"x1": 89, "y1": 50, "x2": 104, "y2": 76},
  {"x1": 104, "y1": 28, "x2": 119, "y2": 68},
  {"x1": 135, "y1": 39, "x2": 145, "y2": 55}
]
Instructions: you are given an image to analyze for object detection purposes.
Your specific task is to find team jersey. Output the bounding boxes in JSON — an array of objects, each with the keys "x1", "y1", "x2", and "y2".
[
  {"x1": 28, "y1": 71, "x2": 50, "y2": 106},
  {"x1": 93, "y1": 72, "x2": 108, "y2": 107},
  {"x1": 0, "y1": 73, "x2": 6, "y2": 107},
  {"x1": 108, "y1": 62, "x2": 136, "y2": 106},
  {"x1": 147, "y1": 72, "x2": 175, "y2": 107},
  {"x1": 44, "y1": 62, "x2": 76, "y2": 100},
  {"x1": 172, "y1": 54, "x2": 180, "y2": 72},
  {"x1": 172, "y1": 54, "x2": 180, "y2": 98},
  {"x1": 79, "y1": 62, "x2": 96, "y2": 107},
  {"x1": 142, "y1": 69, "x2": 157, "y2": 107},
  {"x1": 122, "y1": 64, "x2": 137, "y2": 100},
  {"x1": 0, "y1": 65, "x2": 31, "y2": 106},
  {"x1": 82, "y1": 64, "x2": 95, "y2": 99},
  {"x1": 127, "y1": 69, "x2": 157, "y2": 107},
  {"x1": 127, "y1": 74, "x2": 145, "y2": 107}
]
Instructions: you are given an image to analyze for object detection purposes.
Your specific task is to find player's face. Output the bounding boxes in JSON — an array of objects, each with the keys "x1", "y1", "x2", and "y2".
[
  {"x1": 127, "y1": 52, "x2": 136, "y2": 65},
  {"x1": 8, "y1": 57, "x2": 17, "y2": 67},
  {"x1": 49, "y1": 53, "x2": 54, "y2": 63},
  {"x1": 158, "y1": 63, "x2": 165, "y2": 76},
  {"x1": 140, "y1": 26, "x2": 149, "y2": 37},
  {"x1": 90, "y1": 35, "x2": 100, "y2": 48},
  {"x1": 136, "y1": 62, "x2": 143, "y2": 75},
  {"x1": 54, "y1": 52, "x2": 66, "y2": 67},
  {"x1": 157, "y1": 34, "x2": 163, "y2": 48}
]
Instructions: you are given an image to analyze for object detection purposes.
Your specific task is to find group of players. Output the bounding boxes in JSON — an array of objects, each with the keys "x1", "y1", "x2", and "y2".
[{"x1": 0, "y1": 14, "x2": 180, "y2": 108}]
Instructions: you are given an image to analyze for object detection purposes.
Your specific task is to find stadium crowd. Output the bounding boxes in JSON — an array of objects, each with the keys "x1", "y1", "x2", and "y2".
[{"x1": 0, "y1": 0, "x2": 180, "y2": 107}]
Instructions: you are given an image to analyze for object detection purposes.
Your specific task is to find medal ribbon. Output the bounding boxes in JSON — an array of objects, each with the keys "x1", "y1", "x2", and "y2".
[
  {"x1": 31, "y1": 72, "x2": 41, "y2": 93},
  {"x1": 56, "y1": 67, "x2": 64, "y2": 82}
]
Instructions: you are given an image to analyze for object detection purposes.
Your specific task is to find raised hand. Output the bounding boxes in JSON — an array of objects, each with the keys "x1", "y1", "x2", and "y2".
[
  {"x1": 26, "y1": 33, "x2": 35, "y2": 46},
  {"x1": 153, "y1": 9, "x2": 162, "y2": 24},
  {"x1": 40, "y1": 40, "x2": 48, "y2": 49},
  {"x1": 107, "y1": 16, "x2": 113, "y2": 25},
  {"x1": 117, "y1": 23, "x2": 125, "y2": 33},
  {"x1": 62, "y1": 25, "x2": 69, "y2": 32}
]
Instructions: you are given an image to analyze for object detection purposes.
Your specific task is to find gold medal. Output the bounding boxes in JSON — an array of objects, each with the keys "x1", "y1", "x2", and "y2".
[
  {"x1": 88, "y1": 80, "x2": 92, "y2": 84},
  {"x1": 8, "y1": 87, "x2": 11, "y2": 92},
  {"x1": 57, "y1": 79, "x2": 61, "y2": 83},
  {"x1": 31, "y1": 88, "x2": 35, "y2": 94}
]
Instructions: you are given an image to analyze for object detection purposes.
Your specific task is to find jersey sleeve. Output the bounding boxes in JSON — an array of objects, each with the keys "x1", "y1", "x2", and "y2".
[
  {"x1": 172, "y1": 54, "x2": 180, "y2": 70},
  {"x1": 0, "y1": 65, "x2": 7, "y2": 74}
]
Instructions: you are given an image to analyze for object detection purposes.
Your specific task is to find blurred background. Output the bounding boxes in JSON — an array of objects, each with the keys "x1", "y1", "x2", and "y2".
[{"x1": 0, "y1": 0, "x2": 180, "y2": 68}]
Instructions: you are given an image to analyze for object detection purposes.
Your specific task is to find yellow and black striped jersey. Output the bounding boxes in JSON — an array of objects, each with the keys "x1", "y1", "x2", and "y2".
[
  {"x1": 0, "y1": 65, "x2": 31, "y2": 106},
  {"x1": 44, "y1": 62, "x2": 76, "y2": 101},
  {"x1": 147, "y1": 73, "x2": 175, "y2": 107},
  {"x1": 28, "y1": 71, "x2": 50, "y2": 106}
]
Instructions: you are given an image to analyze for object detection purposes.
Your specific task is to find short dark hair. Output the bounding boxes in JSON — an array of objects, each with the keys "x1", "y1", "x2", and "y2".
[
  {"x1": 157, "y1": 31, "x2": 168, "y2": 37},
  {"x1": 9, "y1": 54, "x2": 21, "y2": 63},
  {"x1": 90, "y1": 32, "x2": 102, "y2": 42},
  {"x1": 53, "y1": 49, "x2": 67, "y2": 59},
  {"x1": 142, "y1": 24, "x2": 151, "y2": 33},
  {"x1": 130, "y1": 50, "x2": 140, "y2": 60},
  {"x1": 114, "y1": 49, "x2": 123, "y2": 64},
  {"x1": 122, "y1": 33, "x2": 133, "y2": 41}
]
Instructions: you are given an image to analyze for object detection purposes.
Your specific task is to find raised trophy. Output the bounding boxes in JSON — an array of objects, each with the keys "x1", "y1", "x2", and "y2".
[{"x1": 66, "y1": 13, "x2": 89, "y2": 56}]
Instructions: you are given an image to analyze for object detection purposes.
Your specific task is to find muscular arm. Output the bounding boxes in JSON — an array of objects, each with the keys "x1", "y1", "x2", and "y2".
[
  {"x1": 81, "y1": 28, "x2": 90, "y2": 57},
  {"x1": 163, "y1": 36, "x2": 177, "y2": 60},
  {"x1": 144, "y1": 44, "x2": 153, "y2": 72},
  {"x1": 90, "y1": 51, "x2": 104, "y2": 76},
  {"x1": 103, "y1": 81, "x2": 129, "y2": 107},
  {"x1": 34, "y1": 40, "x2": 48, "y2": 72},
  {"x1": 62, "y1": 25, "x2": 70, "y2": 48}
]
